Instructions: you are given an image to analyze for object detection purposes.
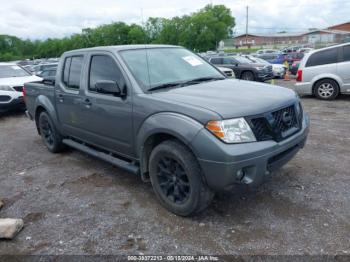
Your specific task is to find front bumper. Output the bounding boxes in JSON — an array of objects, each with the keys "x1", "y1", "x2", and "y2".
[
  {"x1": 0, "y1": 97, "x2": 25, "y2": 112},
  {"x1": 191, "y1": 113, "x2": 310, "y2": 191},
  {"x1": 257, "y1": 72, "x2": 274, "y2": 82}
]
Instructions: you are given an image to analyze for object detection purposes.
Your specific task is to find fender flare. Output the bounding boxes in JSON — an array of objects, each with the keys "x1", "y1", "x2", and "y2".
[
  {"x1": 135, "y1": 112, "x2": 205, "y2": 179},
  {"x1": 34, "y1": 95, "x2": 60, "y2": 132}
]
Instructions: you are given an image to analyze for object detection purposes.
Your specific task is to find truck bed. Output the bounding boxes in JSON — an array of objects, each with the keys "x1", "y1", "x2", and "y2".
[{"x1": 24, "y1": 81, "x2": 55, "y2": 119}]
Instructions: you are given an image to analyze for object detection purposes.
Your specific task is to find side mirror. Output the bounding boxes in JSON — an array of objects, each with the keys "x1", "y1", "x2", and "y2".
[{"x1": 95, "y1": 80, "x2": 121, "y2": 96}]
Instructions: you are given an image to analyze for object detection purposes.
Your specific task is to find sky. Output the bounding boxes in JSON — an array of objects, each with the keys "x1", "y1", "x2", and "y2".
[{"x1": 0, "y1": 0, "x2": 349, "y2": 40}]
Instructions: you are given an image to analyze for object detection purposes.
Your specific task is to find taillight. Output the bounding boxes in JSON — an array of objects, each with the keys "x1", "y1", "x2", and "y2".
[
  {"x1": 296, "y1": 69, "x2": 303, "y2": 82},
  {"x1": 22, "y1": 86, "x2": 26, "y2": 102}
]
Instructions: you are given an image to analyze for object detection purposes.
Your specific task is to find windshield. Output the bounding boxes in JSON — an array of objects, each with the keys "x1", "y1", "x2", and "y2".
[
  {"x1": 0, "y1": 65, "x2": 31, "y2": 78},
  {"x1": 232, "y1": 56, "x2": 253, "y2": 64},
  {"x1": 120, "y1": 47, "x2": 223, "y2": 90}
]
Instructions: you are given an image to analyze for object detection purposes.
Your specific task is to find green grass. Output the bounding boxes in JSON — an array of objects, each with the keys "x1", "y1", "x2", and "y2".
[{"x1": 223, "y1": 48, "x2": 260, "y2": 53}]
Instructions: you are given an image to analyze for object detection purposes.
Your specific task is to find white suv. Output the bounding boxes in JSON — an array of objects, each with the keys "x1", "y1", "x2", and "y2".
[
  {"x1": 0, "y1": 63, "x2": 41, "y2": 113},
  {"x1": 295, "y1": 43, "x2": 350, "y2": 100}
]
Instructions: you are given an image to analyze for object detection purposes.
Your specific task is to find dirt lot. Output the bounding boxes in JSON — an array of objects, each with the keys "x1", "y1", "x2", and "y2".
[{"x1": 0, "y1": 79, "x2": 349, "y2": 255}]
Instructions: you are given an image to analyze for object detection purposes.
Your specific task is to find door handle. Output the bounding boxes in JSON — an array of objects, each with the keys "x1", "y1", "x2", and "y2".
[
  {"x1": 57, "y1": 93, "x2": 64, "y2": 102},
  {"x1": 83, "y1": 98, "x2": 92, "y2": 107}
]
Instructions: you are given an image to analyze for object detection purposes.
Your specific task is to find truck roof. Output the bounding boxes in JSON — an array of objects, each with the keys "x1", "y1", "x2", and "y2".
[{"x1": 63, "y1": 44, "x2": 179, "y2": 55}]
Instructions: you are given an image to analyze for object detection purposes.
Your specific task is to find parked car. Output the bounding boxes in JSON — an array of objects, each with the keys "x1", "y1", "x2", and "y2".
[
  {"x1": 33, "y1": 63, "x2": 58, "y2": 75},
  {"x1": 297, "y1": 48, "x2": 314, "y2": 53},
  {"x1": 256, "y1": 53, "x2": 287, "y2": 64},
  {"x1": 243, "y1": 55, "x2": 286, "y2": 78},
  {"x1": 290, "y1": 61, "x2": 301, "y2": 75},
  {"x1": 295, "y1": 43, "x2": 350, "y2": 100},
  {"x1": 217, "y1": 66, "x2": 235, "y2": 78},
  {"x1": 287, "y1": 52, "x2": 304, "y2": 65},
  {"x1": 0, "y1": 63, "x2": 41, "y2": 113},
  {"x1": 209, "y1": 56, "x2": 273, "y2": 81},
  {"x1": 36, "y1": 68, "x2": 57, "y2": 81},
  {"x1": 256, "y1": 49, "x2": 279, "y2": 55},
  {"x1": 24, "y1": 45, "x2": 309, "y2": 216},
  {"x1": 22, "y1": 65, "x2": 35, "y2": 74}
]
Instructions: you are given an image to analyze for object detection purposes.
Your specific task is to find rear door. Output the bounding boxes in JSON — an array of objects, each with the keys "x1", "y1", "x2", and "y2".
[
  {"x1": 55, "y1": 55, "x2": 85, "y2": 138},
  {"x1": 337, "y1": 45, "x2": 350, "y2": 91}
]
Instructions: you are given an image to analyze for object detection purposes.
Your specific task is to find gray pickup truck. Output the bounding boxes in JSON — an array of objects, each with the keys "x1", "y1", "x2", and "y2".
[{"x1": 24, "y1": 45, "x2": 310, "y2": 216}]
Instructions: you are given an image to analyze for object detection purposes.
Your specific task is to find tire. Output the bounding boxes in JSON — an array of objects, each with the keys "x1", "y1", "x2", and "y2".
[
  {"x1": 38, "y1": 111, "x2": 65, "y2": 153},
  {"x1": 241, "y1": 71, "x2": 255, "y2": 81},
  {"x1": 149, "y1": 140, "x2": 214, "y2": 216},
  {"x1": 314, "y1": 79, "x2": 339, "y2": 100}
]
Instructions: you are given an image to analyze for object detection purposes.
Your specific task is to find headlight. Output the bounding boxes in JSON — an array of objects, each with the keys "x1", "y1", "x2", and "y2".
[
  {"x1": 255, "y1": 66, "x2": 265, "y2": 70},
  {"x1": 0, "y1": 85, "x2": 14, "y2": 91},
  {"x1": 206, "y1": 118, "x2": 256, "y2": 143}
]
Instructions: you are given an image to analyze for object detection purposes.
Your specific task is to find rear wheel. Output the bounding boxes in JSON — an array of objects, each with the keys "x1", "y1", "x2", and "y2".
[
  {"x1": 149, "y1": 140, "x2": 214, "y2": 216},
  {"x1": 241, "y1": 71, "x2": 255, "y2": 81},
  {"x1": 38, "y1": 112, "x2": 65, "y2": 153},
  {"x1": 314, "y1": 79, "x2": 339, "y2": 100}
]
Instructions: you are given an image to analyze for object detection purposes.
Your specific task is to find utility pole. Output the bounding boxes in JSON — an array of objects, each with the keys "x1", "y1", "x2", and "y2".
[{"x1": 245, "y1": 6, "x2": 249, "y2": 47}]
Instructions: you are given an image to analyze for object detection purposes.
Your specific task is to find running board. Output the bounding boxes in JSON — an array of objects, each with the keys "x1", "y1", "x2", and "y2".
[{"x1": 62, "y1": 139, "x2": 139, "y2": 175}]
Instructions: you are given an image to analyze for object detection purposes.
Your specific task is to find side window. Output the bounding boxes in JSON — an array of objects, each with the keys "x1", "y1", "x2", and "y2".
[
  {"x1": 68, "y1": 56, "x2": 83, "y2": 89},
  {"x1": 210, "y1": 58, "x2": 222, "y2": 64},
  {"x1": 89, "y1": 55, "x2": 124, "y2": 93},
  {"x1": 223, "y1": 57, "x2": 233, "y2": 65},
  {"x1": 343, "y1": 45, "x2": 350, "y2": 62},
  {"x1": 306, "y1": 48, "x2": 337, "y2": 67},
  {"x1": 63, "y1": 57, "x2": 71, "y2": 86}
]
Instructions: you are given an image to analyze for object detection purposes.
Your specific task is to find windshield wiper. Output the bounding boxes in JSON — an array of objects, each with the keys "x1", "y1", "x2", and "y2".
[
  {"x1": 148, "y1": 76, "x2": 225, "y2": 92},
  {"x1": 180, "y1": 76, "x2": 225, "y2": 86},
  {"x1": 148, "y1": 82, "x2": 183, "y2": 92}
]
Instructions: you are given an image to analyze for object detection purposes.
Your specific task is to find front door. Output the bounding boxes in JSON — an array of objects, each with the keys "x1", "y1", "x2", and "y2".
[{"x1": 77, "y1": 52, "x2": 134, "y2": 157}]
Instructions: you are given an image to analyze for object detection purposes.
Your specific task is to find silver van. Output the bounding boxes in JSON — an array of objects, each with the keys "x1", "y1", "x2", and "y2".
[{"x1": 295, "y1": 43, "x2": 350, "y2": 100}]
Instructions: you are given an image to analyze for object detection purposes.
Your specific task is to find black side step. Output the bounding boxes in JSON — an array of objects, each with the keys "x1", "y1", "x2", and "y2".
[{"x1": 62, "y1": 139, "x2": 140, "y2": 175}]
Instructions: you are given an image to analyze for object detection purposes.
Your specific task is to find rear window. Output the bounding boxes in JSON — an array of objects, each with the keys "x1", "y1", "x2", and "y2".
[
  {"x1": 306, "y1": 48, "x2": 337, "y2": 67},
  {"x1": 62, "y1": 56, "x2": 83, "y2": 89},
  {"x1": 343, "y1": 45, "x2": 350, "y2": 62}
]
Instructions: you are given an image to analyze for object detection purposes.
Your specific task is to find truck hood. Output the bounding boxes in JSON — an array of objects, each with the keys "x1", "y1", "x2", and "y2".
[
  {"x1": 151, "y1": 79, "x2": 298, "y2": 119},
  {"x1": 0, "y1": 75, "x2": 42, "y2": 87}
]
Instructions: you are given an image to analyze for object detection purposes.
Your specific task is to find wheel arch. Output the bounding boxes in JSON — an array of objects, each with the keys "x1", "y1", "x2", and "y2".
[
  {"x1": 312, "y1": 77, "x2": 341, "y2": 95},
  {"x1": 34, "y1": 95, "x2": 60, "y2": 134},
  {"x1": 136, "y1": 113, "x2": 204, "y2": 182}
]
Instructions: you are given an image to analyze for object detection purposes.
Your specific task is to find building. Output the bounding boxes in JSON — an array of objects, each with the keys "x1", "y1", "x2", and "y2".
[
  {"x1": 232, "y1": 22, "x2": 350, "y2": 48},
  {"x1": 327, "y1": 22, "x2": 350, "y2": 32}
]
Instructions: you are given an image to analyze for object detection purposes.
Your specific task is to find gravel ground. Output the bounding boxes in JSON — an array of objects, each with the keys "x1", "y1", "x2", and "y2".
[{"x1": 0, "y1": 79, "x2": 349, "y2": 255}]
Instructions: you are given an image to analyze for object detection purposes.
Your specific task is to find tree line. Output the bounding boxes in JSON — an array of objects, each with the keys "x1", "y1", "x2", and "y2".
[{"x1": 0, "y1": 4, "x2": 235, "y2": 61}]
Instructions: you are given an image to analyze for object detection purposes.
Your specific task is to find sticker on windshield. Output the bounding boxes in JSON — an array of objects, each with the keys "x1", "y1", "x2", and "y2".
[
  {"x1": 182, "y1": 56, "x2": 203, "y2": 66},
  {"x1": 11, "y1": 66, "x2": 21, "y2": 70}
]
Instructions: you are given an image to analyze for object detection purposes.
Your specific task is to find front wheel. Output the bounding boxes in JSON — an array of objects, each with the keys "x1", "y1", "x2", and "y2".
[
  {"x1": 38, "y1": 112, "x2": 65, "y2": 153},
  {"x1": 241, "y1": 71, "x2": 255, "y2": 81},
  {"x1": 149, "y1": 140, "x2": 214, "y2": 216}
]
